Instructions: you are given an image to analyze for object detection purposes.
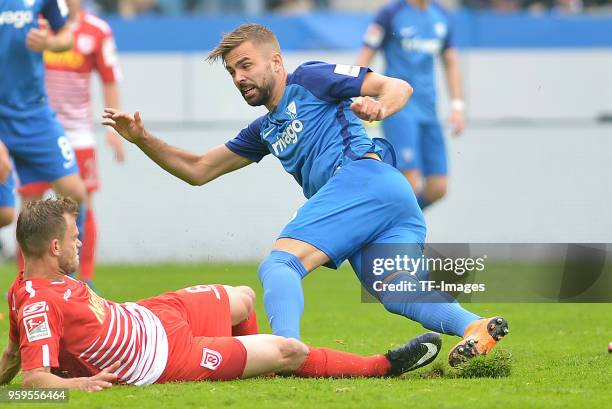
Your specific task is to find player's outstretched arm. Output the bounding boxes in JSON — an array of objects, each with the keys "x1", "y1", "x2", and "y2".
[
  {"x1": 356, "y1": 46, "x2": 377, "y2": 68},
  {"x1": 102, "y1": 108, "x2": 252, "y2": 186},
  {"x1": 22, "y1": 362, "x2": 121, "y2": 392},
  {"x1": 0, "y1": 340, "x2": 21, "y2": 385},
  {"x1": 442, "y1": 48, "x2": 465, "y2": 136},
  {"x1": 351, "y1": 72, "x2": 413, "y2": 122}
]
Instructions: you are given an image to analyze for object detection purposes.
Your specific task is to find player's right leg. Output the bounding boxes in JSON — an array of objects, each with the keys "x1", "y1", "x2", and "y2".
[{"x1": 237, "y1": 331, "x2": 442, "y2": 379}]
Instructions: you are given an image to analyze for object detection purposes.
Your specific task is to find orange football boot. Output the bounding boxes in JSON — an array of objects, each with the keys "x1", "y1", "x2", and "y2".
[{"x1": 448, "y1": 316, "x2": 509, "y2": 367}]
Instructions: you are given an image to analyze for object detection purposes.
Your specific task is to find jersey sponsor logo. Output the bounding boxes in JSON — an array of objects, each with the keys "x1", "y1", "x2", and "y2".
[
  {"x1": 334, "y1": 64, "x2": 360, "y2": 78},
  {"x1": 23, "y1": 301, "x2": 47, "y2": 316},
  {"x1": 87, "y1": 287, "x2": 106, "y2": 324},
  {"x1": 44, "y1": 50, "x2": 85, "y2": 70},
  {"x1": 200, "y1": 348, "x2": 222, "y2": 370},
  {"x1": 23, "y1": 313, "x2": 52, "y2": 342},
  {"x1": 271, "y1": 119, "x2": 303, "y2": 156},
  {"x1": 401, "y1": 37, "x2": 442, "y2": 54},
  {"x1": 0, "y1": 10, "x2": 34, "y2": 29}
]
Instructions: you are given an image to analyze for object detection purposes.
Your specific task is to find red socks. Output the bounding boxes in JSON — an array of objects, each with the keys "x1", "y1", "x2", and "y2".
[
  {"x1": 79, "y1": 209, "x2": 97, "y2": 281},
  {"x1": 295, "y1": 347, "x2": 390, "y2": 378},
  {"x1": 232, "y1": 311, "x2": 259, "y2": 336}
]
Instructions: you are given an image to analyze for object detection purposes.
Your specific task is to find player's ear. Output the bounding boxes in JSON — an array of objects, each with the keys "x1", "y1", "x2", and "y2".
[
  {"x1": 50, "y1": 238, "x2": 61, "y2": 256},
  {"x1": 271, "y1": 52, "x2": 283, "y2": 73}
]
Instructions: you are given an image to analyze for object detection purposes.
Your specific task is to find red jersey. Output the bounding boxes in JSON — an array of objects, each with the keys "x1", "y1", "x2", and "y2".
[
  {"x1": 8, "y1": 273, "x2": 168, "y2": 385},
  {"x1": 44, "y1": 11, "x2": 121, "y2": 139}
]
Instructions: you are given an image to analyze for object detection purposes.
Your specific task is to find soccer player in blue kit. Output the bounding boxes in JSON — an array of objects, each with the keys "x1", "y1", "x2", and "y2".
[
  {"x1": 0, "y1": 0, "x2": 87, "y2": 243},
  {"x1": 102, "y1": 24, "x2": 508, "y2": 366},
  {"x1": 357, "y1": 0, "x2": 465, "y2": 209}
]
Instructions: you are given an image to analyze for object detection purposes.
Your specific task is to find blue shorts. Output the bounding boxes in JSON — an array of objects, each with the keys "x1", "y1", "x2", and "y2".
[
  {"x1": 279, "y1": 158, "x2": 426, "y2": 269},
  {"x1": 0, "y1": 107, "x2": 79, "y2": 186},
  {"x1": 382, "y1": 109, "x2": 448, "y2": 176},
  {"x1": 0, "y1": 170, "x2": 16, "y2": 208}
]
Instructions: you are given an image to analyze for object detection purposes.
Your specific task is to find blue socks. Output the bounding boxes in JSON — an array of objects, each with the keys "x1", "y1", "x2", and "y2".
[
  {"x1": 378, "y1": 272, "x2": 480, "y2": 336},
  {"x1": 257, "y1": 250, "x2": 307, "y2": 339}
]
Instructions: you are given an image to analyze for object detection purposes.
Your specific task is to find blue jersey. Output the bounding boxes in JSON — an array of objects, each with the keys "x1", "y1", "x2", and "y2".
[
  {"x1": 0, "y1": 0, "x2": 69, "y2": 118},
  {"x1": 226, "y1": 61, "x2": 385, "y2": 199},
  {"x1": 363, "y1": 0, "x2": 453, "y2": 122}
]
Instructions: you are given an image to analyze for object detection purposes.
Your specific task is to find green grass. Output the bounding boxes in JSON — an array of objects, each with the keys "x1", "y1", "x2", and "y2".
[{"x1": 1, "y1": 262, "x2": 611, "y2": 408}]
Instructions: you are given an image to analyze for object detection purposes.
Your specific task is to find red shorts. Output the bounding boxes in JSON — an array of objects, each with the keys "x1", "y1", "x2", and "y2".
[
  {"x1": 18, "y1": 148, "x2": 99, "y2": 196},
  {"x1": 138, "y1": 284, "x2": 247, "y2": 383}
]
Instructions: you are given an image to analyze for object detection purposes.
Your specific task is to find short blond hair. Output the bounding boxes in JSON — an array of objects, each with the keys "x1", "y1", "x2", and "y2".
[
  {"x1": 207, "y1": 23, "x2": 280, "y2": 64},
  {"x1": 16, "y1": 197, "x2": 79, "y2": 258}
]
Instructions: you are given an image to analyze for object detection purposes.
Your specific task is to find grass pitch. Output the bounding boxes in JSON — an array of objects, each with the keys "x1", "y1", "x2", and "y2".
[{"x1": 0, "y1": 262, "x2": 611, "y2": 408}]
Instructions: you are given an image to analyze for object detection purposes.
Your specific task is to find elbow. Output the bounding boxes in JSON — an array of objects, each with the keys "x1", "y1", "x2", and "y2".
[{"x1": 400, "y1": 79, "x2": 413, "y2": 100}]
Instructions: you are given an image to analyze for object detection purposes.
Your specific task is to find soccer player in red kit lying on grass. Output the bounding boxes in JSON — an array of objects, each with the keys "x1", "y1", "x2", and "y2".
[{"x1": 0, "y1": 197, "x2": 441, "y2": 391}]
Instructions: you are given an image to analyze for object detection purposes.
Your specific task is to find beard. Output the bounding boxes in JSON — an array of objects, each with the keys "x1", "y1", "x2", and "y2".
[
  {"x1": 59, "y1": 254, "x2": 79, "y2": 276},
  {"x1": 240, "y1": 74, "x2": 275, "y2": 107}
]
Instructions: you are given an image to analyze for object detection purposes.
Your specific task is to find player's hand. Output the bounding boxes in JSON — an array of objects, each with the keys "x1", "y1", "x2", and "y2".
[
  {"x1": 102, "y1": 108, "x2": 146, "y2": 145},
  {"x1": 449, "y1": 109, "x2": 465, "y2": 136},
  {"x1": 351, "y1": 96, "x2": 384, "y2": 122},
  {"x1": 26, "y1": 19, "x2": 49, "y2": 52},
  {"x1": 75, "y1": 361, "x2": 121, "y2": 392},
  {"x1": 106, "y1": 130, "x2": 126, "y2": 163}
]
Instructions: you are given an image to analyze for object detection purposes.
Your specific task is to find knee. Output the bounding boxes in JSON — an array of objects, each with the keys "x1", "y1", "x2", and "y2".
[
  {"x1": 55, "y1": 178, "x2": 87, "y2": 204},
  {"x1": 237, "y1": 286, "x2": 255, "y2": 314},
  {"x1": 0, "y1": 207, "x2": 14, "y2": 227},
  {"x1": 425, "y1": 179, "x2": 447, "y2": 201},
  {"x1": 277, "y1": 337, "x2": 309, "y2": 372}
]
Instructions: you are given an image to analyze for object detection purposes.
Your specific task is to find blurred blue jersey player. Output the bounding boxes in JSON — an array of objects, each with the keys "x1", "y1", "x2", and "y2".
[
  {"x1": 0, "y1": 0, "x2": 87, "y2": 250},
  {"x1": 103, "y1": 24, "x2": 508, "y2": 366},
  {"x1": 357, "y1": 0, "x2": 466, "y2": 209}
]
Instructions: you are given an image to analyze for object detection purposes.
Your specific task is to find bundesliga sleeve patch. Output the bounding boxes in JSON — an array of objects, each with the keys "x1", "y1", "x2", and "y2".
[
  {"x1": 334, "y1": 64, "x2": 361, "y2": 78},
  {"x1": 200, "y1": 348, "x2": 222, "y2": 370},
  {"x1": 23, "y1": 313, "x2": 52, "y2": 342}
]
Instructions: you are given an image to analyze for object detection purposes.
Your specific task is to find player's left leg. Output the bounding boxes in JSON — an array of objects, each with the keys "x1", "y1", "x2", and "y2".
[
  {"x1": 417, "y1": 122, "x2": 448, "y2": 209},
  {"x1": 72, "y1": 147, "x2": 100, "y2": 287},
  {"x1": 223, "y1": 285, "x2": 259, "y2": 336}
]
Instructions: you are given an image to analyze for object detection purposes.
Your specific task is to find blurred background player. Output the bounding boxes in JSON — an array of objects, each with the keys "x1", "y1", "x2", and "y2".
[
  {"x1": 0, "y1": 142, "x2": 15, "y2": 231},
  {"x1": 0, "y1": 0, "x2": 87, "y2": 264},
  {"x1": 357, "y1": 0, "x2": 465, "y2": 210},
  {"x1": 18, "y1": 0, "x2": 125, "y2": 289}
]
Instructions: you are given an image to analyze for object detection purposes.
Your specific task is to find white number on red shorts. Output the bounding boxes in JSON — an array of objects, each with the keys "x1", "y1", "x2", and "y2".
[
  {"x1": 183, "y1": 285, "x2": 220, "y2": 300},
  {"x1": 184, "y1": 285, "x2": 213, "y2": 293}
]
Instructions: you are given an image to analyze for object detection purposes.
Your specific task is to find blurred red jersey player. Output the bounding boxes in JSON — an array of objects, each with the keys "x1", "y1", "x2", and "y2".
[{"x1": 19, "y1": 3, "x2": 125, "y2": 288}]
